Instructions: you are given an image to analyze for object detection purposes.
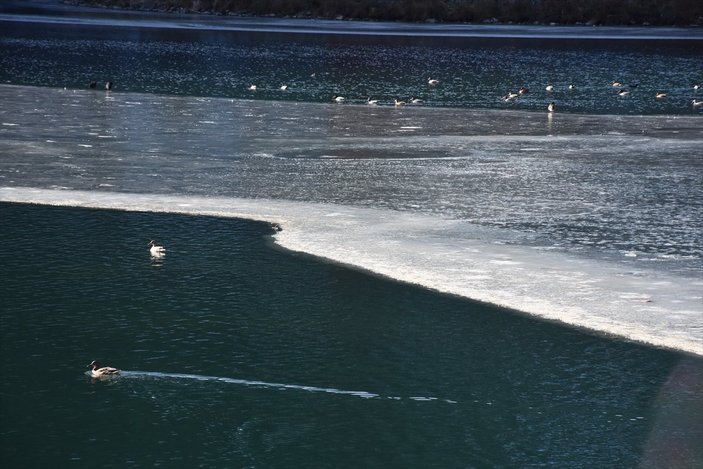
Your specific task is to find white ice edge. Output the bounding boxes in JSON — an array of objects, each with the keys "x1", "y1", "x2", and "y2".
[{"x1": 2, "y1": 187, "x2": 701, "y2": 357}]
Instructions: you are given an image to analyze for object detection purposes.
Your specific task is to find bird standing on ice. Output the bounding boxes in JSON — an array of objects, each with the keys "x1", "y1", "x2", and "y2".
[
  {"x1": 547, "y1": 102, "x2": 556, "y2": 113},
  {"x1": 88, "y1": 360, "x2": 120, "y2": 378},
  {"x1": 148, "y1": 240, "x2": 166, "y2": 257}
]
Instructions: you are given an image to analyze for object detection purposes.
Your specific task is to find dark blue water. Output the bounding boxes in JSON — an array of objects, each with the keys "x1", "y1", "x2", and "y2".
[
  {"x1": 1, "y1": 202, "x2": 701, "y2": 468},
  {"x1": 1, "y1": 17, "x2": 702, "y2": 114}
]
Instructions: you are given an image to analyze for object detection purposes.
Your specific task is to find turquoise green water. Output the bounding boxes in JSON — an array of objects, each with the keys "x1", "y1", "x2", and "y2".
[{"x1": 2, "y1": 202, "x2": 701, "y2": 467}]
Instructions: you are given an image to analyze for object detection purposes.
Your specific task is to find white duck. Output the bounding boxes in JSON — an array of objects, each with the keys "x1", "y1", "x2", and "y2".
[
  {"x1": 148, "y1": 240, "x2": 166, "y2": 256},
  {"x1": 88, "y1": 360, "x2": 120, "y2": 378}
]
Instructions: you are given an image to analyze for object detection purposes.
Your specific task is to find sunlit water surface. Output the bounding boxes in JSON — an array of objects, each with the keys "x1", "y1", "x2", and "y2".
[{"x1": 1, "y1": 7, "x2": 702, "y2": 468}]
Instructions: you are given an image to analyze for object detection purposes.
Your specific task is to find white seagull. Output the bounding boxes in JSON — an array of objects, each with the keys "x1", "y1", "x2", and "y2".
[
  {"x1": 367, "y1": 97, "x2": 378, "y2": 105},
  {"x1": 88, "y1": 360, "x2": 120, "y2": 378},
  {"x1": 428, "y1": 78, "x2": 439, "y2": 86},
  {"x1": 280, "y1": 84, "x2": 288, "y2": 91},
  {"x1": 394, "y1": 99, "x2": 406, "y2": 106},
  {"x1": 248, "y1": 84, "x2": 257, "y2": 91},
  {"x1": 333, "y1": 95, "x2": 345, "y2": 103},
  {"x1": 148, "y1": 240, "x2": 166, "y2": 256},
  {"x1": 503, "y1": 91, "x2": 519, "y2": 101},
  {"x1": 547, "y1": 102, "x2": 556, "y2": 113},
  {"x1": 655, "y1": 92, "x2": 667, "y2": 99},
  {"x1": 612, "y1": 81, "x2": 623, "y2": 87},
  {"x1": 618, "y1": 89, "x2": 630, "y2": 96},
  {"x1": 693, "y1": 99, "x2": 703, "y2": 107},
  {"x1": 410, "y1": 97, "x2": 423, "y2": 104},
  {"x1": 545, "y1": 84, "x2": 554, "y2": 92}
]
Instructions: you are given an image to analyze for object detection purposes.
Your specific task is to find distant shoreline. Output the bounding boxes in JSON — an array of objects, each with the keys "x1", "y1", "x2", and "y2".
[{"x1": 63, "y1": 0, "x2": 703, "y2": 27}]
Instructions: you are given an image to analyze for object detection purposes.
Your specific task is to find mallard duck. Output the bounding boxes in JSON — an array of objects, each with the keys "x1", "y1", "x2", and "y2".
[
  {"x1": 148, "y1": 240, "x2": 166, "y2": 256},
  {"x1": 88, "y1": 360, "x2": 120, "y2": 378}
]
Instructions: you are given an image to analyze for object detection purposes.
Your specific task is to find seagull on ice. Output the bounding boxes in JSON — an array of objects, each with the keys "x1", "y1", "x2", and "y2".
[
  {"x1": 148, "y1": 240, "x2": 166, "y2": 256},
  {"x1": 88, "y1": 360, "x2": 120, "y2": 378}
]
